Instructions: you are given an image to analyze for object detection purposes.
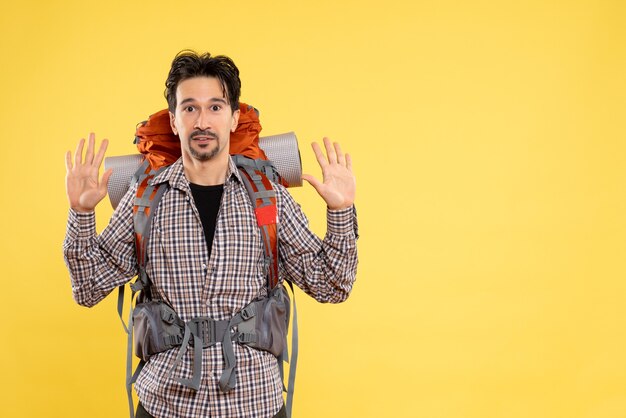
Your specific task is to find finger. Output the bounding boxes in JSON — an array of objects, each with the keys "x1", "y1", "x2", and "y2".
[
  {"x1": 85, "y1": 133, "x2": 95, "y2": 165},
  {"x1": 334, "y1": 142, "x2": 346, "y2": 166},
  {"x1": 345, "y1": 153, "x2": 353, "y2": 171},
  {"x1": 302, "y1": 173, "x2": 323, "y2": 192},
  {"x1": 93, "y1": 138, "x2": 109, "y2": 169},
  {"x1": 99, "y1": 168, "x2": 113, "y2": 196},
  {"x1": 323, "y1": 137, "x2": 337, "y2": 164},
  {"x1": 75, "y1": 138, "x2": 85, "y2": 166},
  {"x1": 65, "y1": 150, "x2": 73, "y2": 171},
  {"x1": 311, "y1": 142, "x2": 328, "y2": 168}
]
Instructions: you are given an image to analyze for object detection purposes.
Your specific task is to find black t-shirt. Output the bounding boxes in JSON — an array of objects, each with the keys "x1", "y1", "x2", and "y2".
[{"x1": 189, "y1": 183, "x2": 224, "y2": 256}]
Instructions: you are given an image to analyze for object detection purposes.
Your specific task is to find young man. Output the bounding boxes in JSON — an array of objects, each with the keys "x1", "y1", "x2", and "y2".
[{"x1": 63, "y1": 51, "x2": 358, "y2": 418}]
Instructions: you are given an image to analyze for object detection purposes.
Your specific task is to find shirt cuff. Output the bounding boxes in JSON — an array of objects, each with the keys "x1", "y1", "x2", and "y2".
[
  {"x1": 66, "y1": 209, "x2": 97, "y2": 241},
  {"x1": 326, "y1": 205, "x2": 358, "y2": 237}
]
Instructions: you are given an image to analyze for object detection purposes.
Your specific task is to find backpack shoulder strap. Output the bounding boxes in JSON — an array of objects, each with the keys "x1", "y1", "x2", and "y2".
[
  {"x1": 133, "y1": 160, "x2": 169, "y2": 289},
  {"x1": 233, "y1": 155, "x2": 280, "y2": 289},
  {"x1": 116, "y1": 160, "x2": 167, "y2": 327}
]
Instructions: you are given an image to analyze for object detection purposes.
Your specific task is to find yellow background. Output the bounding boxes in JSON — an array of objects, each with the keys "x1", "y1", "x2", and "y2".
[{"x1": 1, "y1": 0, "x2": 625, "y2": 417}]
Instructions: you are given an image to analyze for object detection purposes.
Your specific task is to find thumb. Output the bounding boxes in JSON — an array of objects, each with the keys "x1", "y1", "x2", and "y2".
[
  {"x1": 99, "y1": 168, "x2": 113, "y2": 196},
  {"x1": 302, "y1": 174, "x2": 323, "y2": 193}
]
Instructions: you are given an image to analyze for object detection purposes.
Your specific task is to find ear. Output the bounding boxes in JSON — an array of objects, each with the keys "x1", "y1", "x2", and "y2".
[
  {"x1": 169, "y1": 111, "x2": 178, "y2": 135},
  {"x1": 230, "y1": 109, "x2": 240, "y2": 133}
]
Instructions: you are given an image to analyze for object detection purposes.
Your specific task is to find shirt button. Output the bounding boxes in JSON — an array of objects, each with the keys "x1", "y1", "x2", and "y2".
[{"x1": 202, "y1": 263, "x2": 207, "y2": 270}]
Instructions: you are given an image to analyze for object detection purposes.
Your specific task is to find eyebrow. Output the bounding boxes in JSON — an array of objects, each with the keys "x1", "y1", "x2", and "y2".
[{"x1": 179, "y1": 97, "x2": 228, "y2": 106}]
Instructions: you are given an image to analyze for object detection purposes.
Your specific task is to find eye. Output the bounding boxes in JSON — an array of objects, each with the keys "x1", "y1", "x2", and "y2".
[
  {"x1": 211, "y1": 104, "x2": 221, "y2": 112},
  {"x1": 184, "y1": 105, "x2": 195, "y2": 112}
]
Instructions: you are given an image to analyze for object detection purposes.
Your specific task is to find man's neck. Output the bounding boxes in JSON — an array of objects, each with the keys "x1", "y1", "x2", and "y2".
[{"x1": 182, "y1": 154, "x2": 229, "y2": 186}]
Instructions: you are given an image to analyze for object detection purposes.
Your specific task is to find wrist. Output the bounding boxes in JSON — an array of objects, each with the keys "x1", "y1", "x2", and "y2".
[
  {"x1": 71, "y1": 205, "x2": 95, "y2": 214},
  {"x1": 327, "y1": 204, "x2": 352, "y2": 210}
]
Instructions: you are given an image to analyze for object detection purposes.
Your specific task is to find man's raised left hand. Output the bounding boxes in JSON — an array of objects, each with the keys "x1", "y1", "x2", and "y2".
[{"x1": 302, "y1": 137, "x2": 356, "y2": 210}]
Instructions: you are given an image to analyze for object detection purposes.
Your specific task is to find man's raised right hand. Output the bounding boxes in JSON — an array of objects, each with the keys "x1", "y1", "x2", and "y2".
[{"x1": 65, "y1": 133, "x2": 113, "y2": 213}]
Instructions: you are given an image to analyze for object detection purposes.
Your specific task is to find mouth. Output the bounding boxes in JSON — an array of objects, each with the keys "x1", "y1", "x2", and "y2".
[
  {"x1": 191, "y1": 136, "x2": 216, "y2": 149},
  {"x1": 191, "y1": 131, "x2": 218, "y2": 142},
  {"x1": 192, "y1": 137, "x2": 214, "y2": 143}
]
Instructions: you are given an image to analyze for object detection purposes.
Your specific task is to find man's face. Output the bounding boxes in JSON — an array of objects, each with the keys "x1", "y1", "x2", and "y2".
[{"x1": 169, "y1": 76, "x2": 239, "y2": 163}]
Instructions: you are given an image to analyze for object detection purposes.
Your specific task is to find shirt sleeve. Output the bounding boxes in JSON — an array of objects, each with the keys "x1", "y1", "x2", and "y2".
[
  {"x1": 276, "y1": 184, "x2": 359, "y2": 303},
  {"x1": 62, "y1": 185, "x2": 139, "y2": 307}
]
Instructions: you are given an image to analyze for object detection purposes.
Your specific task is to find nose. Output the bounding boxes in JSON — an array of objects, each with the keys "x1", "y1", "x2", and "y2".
[{"x1": 194, "y1": 108, "x2": 212, "y2": 130}]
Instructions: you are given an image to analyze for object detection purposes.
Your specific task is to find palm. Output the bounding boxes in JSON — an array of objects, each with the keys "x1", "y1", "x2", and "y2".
[{"x1": 67, "y1": 170, "x2": 103, "y2": 209}]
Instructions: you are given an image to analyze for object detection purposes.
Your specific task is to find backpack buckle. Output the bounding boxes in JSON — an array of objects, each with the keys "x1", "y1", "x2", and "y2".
[
  {"x1": 186, "y1": 317, "x2": 227, "y2": 348},
  {"x1": 161, "y1": 308, "x2": 176, "y2": 325},
  {"x1": 240, "y1": 304, "x2": 256, "y2": 320}
]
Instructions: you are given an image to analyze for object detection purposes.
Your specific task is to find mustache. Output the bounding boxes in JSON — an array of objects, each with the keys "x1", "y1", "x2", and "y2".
[{"x1": 190, "y1": 130, "x2": 218, "y2": 140}]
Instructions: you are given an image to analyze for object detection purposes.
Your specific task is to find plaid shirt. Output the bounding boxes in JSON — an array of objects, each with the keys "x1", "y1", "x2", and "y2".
[{"x1": 63, "y1": 157, "x2": 358, "y2": 418}]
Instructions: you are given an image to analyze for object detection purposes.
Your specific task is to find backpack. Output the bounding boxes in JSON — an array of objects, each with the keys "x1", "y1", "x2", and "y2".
[{"x1": 107, "y1": 104, "x2": 300, "y2": 418}]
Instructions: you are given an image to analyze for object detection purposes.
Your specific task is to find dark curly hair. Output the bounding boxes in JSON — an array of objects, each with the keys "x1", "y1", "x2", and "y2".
[{"x1": 165, "y1": 50, "x2": 241, "y2": 113}]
